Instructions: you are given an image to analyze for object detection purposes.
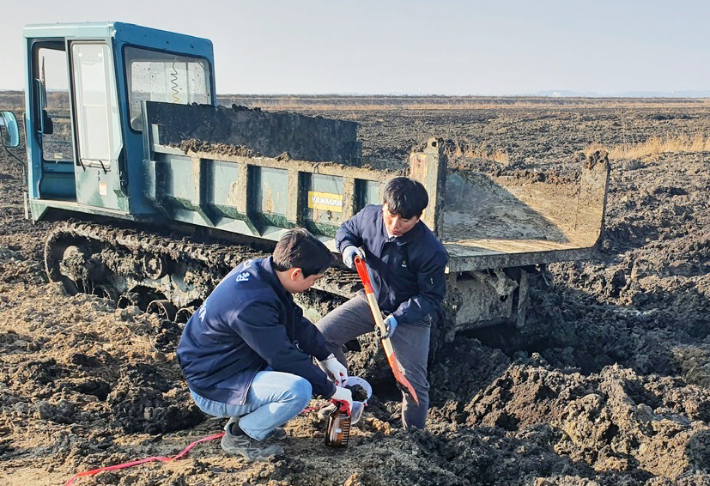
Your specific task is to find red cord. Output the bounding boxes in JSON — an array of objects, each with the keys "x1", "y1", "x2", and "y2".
[
  {"x1": 64, "y1": 432, "x2": 225, "y2": 486},
  {"x1": 65, "y1": 402, "x2": 333, "y2": 484}
]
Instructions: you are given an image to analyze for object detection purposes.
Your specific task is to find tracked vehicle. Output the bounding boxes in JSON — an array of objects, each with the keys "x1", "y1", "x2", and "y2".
[{"x1": 0, "y1": 22, "x2": 609, "y2": 338}]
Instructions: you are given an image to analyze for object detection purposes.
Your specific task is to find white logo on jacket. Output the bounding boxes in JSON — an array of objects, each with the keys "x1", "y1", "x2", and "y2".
[{"x1": 235, "y1": 272, "x2": 250, "y2": 282}]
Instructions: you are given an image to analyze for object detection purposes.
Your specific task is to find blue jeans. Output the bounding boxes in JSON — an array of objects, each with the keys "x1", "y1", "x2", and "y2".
[{"x1": 190, "y1": 371, "x2": 312, "y2": 441}]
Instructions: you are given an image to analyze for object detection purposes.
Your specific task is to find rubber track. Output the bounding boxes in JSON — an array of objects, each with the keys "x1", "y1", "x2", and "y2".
[
  {"x1": 45, "y1": 220, "x2": 362, "y2": 299},
  {"x1": 46, "y1": 220, "x2": 264, "y2": 276}
]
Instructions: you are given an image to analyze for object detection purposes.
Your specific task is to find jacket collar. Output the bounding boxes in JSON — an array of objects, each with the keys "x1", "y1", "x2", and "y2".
[{"x1": 257, "y1": 256, "x2": 291, "y2": 302}]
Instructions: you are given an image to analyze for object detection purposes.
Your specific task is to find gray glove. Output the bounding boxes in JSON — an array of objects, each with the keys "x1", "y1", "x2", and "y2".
[{"x1": 342, "y1": 246, "x2": 365, "y2": 270}]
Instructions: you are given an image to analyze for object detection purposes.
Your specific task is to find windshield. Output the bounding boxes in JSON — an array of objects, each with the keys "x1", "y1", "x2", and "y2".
[{"x1": 124, "y1": 46, "x2": 212, "y2": 131}]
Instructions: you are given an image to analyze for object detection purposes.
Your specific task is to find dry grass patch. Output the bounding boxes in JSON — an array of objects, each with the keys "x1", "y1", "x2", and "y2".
[{"x1": 586, "y1": 133, "x2": 710, "y2": 160}]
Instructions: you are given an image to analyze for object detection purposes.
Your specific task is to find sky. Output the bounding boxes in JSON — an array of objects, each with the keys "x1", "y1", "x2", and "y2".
[{"x1": 1, "y1": 0, "x2": 708, "y2": 96}]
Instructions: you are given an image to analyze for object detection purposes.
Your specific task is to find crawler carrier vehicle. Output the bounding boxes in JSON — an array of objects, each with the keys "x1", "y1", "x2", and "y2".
[{"x1": 0, "y1": 22, "x2": 610, "y2": 338}]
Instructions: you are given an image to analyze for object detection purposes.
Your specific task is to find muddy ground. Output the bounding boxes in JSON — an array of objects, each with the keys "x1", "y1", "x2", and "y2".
[{"x1": 1, "y1": 97, "x2": 710, "y2": 485}]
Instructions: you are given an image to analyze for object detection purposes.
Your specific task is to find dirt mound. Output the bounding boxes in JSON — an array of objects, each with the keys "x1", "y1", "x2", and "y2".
[
  {"x1": 466, "y1": 364, "x2": 710, "y2": 480},
  {"x1": 178, "y1": 138, "x2": 259, "y2": 158}
]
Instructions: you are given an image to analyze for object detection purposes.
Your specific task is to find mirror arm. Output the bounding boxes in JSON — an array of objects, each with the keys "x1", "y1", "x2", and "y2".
[{"x1": 3, "y1": 146, "x2": 27, "y2": 186}]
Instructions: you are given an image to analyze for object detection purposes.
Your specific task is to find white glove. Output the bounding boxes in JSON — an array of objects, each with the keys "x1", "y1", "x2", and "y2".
[
  {"x1": 330, "y1": 386, "x2": 353, "y2": 413},
  {"x1": 342, "y1": 246, "x2": 365, "y2": 270},
  {"x1": 317, "y1": 354, "x2": 348, "y2": 385}
]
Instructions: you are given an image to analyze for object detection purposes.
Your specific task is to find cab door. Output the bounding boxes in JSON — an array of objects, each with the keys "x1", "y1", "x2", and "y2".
[{"x1": 70, "y1": 41, "x2": 127, "y2": 212}]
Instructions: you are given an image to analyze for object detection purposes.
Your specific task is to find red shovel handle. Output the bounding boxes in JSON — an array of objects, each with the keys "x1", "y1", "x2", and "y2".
[
  {"x1": 352, "y1": 254, "x2": 419, "y2": 405},
  {"x1": 353, "y1": 256, "x2": 373, "y2": 294}
]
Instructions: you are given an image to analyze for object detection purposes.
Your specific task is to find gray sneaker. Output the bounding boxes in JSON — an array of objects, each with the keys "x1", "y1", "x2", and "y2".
[
  {"x1": 221, "y1": 417, "x2": 284, "y2": 461},
  {"x1": 221, "y1": 428, "x2": 284, "y2": 461},
  {"x1": 224, "y1": 417, "x2": 287, "y2": 441},
  {"x1": 266, "y1": 427, "x2": 288, "y2": 440}
]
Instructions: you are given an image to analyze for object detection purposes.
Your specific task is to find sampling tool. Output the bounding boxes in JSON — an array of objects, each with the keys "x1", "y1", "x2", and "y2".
[
  {"x1": 353, "y1": 255, "x2": 419, "y2": 405},
  {"x1": 324, "y1": 400, "x2": 352, "y2": 448},
  {"x1": 324, "y1": 376, "x2": 372, "y2": 448}
]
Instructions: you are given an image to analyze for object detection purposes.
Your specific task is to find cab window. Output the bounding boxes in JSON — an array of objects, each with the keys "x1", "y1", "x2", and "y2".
[
  {"x1": 33, "y1": 44, "x2": 74, "y2": 163},
  {"x1": 124, "y1": 47, "x2": 211, "y2": 131},
  {"x1": 71, "y1": 42, "x2": 122, "y2": 170}
]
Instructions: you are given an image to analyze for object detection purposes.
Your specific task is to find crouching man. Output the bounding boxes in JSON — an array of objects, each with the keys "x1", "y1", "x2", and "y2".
[{"x1": 177, "y1": 228, "x2": 352, "y2": 461}]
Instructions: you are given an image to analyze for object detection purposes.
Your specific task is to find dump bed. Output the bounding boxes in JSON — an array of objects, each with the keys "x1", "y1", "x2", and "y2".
[
  {"x1": 441, "y1": 161, "x2": 608, "y2": 272},
  {"x1": 142, "y1": 102, "x2": 609, "y2": 275}
]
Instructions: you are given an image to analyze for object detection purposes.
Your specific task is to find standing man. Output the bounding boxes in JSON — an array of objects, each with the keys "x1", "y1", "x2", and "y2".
[
  {"x1": 316, "y1": 177, "x2": 448, "y2": 429},
  {"x1": 177, "y1": 228, "x2": 352, "y2": 461}
]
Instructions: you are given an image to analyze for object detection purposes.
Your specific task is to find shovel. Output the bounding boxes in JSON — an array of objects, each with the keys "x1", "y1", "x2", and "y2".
[{"x1": 353, "y1": 255, "x2": 419, "y2": 405}]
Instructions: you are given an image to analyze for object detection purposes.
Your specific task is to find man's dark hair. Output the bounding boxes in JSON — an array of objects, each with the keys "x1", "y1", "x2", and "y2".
[
  {"x1": 273, "y1": 228, "x2": 336, "y2": 277},
  {"x1": 383, "y1": 177, "x2": 429, "y2": 219}
]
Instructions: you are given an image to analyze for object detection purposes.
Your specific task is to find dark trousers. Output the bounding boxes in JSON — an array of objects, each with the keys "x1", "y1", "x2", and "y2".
[{"x1": 315, "y1": 291, "x2": 431, "y2": 429}]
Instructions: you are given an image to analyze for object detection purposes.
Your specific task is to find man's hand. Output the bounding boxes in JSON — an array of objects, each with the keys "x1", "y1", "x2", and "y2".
[
  {"x1": 330, "y1": 386, "x2": 353, "y2": 413},
  {"x1": 341, "y1": 246, "x2": 365, "y2": 270},
  {"x1": 317, "y1": 354, "x2": 348, "y2": 385},
  {"x1": 383, "y1": 315, "x2": 398, "y2": 339}
]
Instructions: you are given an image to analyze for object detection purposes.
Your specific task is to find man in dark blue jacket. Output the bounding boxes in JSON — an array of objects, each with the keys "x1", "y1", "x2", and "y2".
[
  {"x1": 177, "y1": 229, "x2": 352, "y2": 461},
  {"x1": 316, "y1": 177, "x2": 448, "y2": 429}
]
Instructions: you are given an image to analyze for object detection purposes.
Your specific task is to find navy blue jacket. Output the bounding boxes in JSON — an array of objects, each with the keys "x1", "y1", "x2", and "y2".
[
  {"x1": 177, "y1": 257, "x2": 336, "y2": 405},
  {"x1": 337, "y1": 205, "x2": 448, "y2": 325}
]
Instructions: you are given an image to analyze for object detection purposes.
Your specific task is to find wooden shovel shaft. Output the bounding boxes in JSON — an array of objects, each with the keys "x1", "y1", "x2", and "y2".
[{"x1": 353, "y1": 255, "x2": 419, "y2": 405}]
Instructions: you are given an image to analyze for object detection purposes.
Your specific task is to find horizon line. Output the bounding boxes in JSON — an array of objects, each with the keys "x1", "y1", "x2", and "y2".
[{"x1": 1, "y1": 89, "x2": 709, "y2": 99}]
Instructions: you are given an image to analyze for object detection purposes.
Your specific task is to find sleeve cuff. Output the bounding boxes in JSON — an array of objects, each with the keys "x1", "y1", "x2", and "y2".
[
  {"x1": 338, "y1": 242, "x2": 355, "y2": 254},
  {"x1": 314, "y1": 349, "x2": 332, "y2": 362}
]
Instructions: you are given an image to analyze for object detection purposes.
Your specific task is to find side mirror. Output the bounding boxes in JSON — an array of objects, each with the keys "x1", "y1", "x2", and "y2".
[{"x1": 0, "y1": 111, "x2": 20, "y2": 148}]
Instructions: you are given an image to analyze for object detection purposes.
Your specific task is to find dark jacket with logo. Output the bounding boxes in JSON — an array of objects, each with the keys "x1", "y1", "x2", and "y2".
[
  {"x1": 336, "y1": 204, "x2": 448, "y2": 325},
  {"x1": 177, "y1": 257, "x2": 336, "y2": 405}
]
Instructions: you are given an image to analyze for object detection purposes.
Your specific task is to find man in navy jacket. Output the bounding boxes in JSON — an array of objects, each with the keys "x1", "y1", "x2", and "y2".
[
  {"x1": 177, "y1": 229, "x2": 352, "y2": 460},
  {"x1": 316, "y1": 177, "x2": 448, "y2": 429}
]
